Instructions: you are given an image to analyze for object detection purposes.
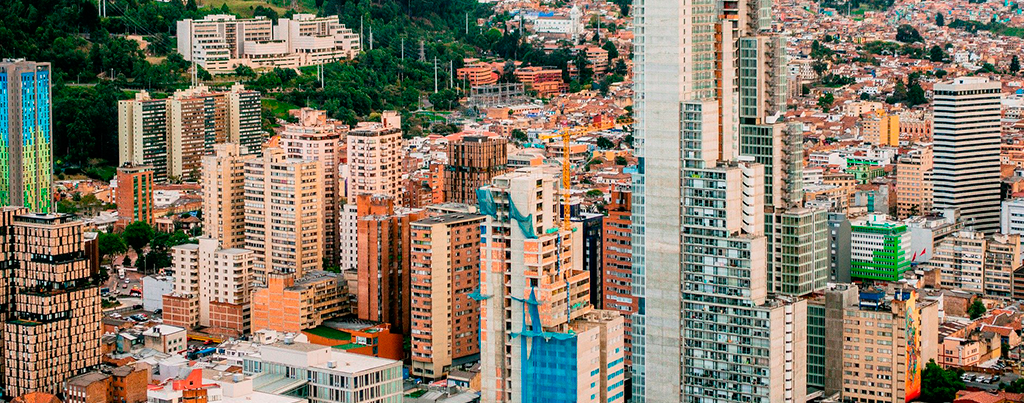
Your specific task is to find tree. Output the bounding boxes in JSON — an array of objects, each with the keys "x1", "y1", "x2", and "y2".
[
  {"x1": 968, "y1": 299, "x2": 987, "y2": 319},
  {"x1": 896, "y1": 24, "x2": 923, "y2": 43},
  {"x1": 929, "y1": 45, "x2": 945, "y2": 62},
  {"x1": 234, "y1": 65, "x2": 256, "y2": 78},
  {"x1": 602, "y1": 41, "x2": 619, "y2": 61},
  {"x1": 920, "y1": 360, "x2": 964, "y2": 402},
  {"x1": 1011, "y1": 55, "x2": 1021, "y2": 75},
  {"x1": 586, "y1": 189, "x2": 604, "y2": 198},
  {"x1": 511, "y1": 129, "x2": 528, "y2": 143},
  {"x1": 121, "y1": 221, "x2": 155, "y2": 257},
  {"x1": 97, "y1": 232, "x2": 127, "y2": 264},
  {"x1": 1001, "y1": 378, "x2": 1024, "y2": 393},
  {"x1": 614, "y1": 155, "x2": 628, "y2": 165},
  {"x1": 596, "y1": 137, "x2": 615, "y2": 149},
  {"x1": 818, "y1": 93, "x2": 835, "y2": 112},
  {"x1": 812, "y1": 60, "x2": 828, "y2": 77},
  {"x1": 936, "y1": 13, "x2": 945, "y2": 27}
]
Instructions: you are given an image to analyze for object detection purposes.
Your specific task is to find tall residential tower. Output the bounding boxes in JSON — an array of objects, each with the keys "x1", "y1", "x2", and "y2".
[{"x1": 0, "y1": 60, "x2": 53, "y2": 212}]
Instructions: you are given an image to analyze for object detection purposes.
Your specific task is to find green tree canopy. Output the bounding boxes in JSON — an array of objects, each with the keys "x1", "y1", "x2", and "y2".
[
  {"x1": 920, "y1": 360, "x2": 964, "y2": 402},
  {"x1": 98, "y1": 232, "x2": 127, "y2": 264},
  {"x1": 968, "y1": 299, "x2": 987, "y2": 319},
  {"x1": 896, "y1": 24, "x2": 924, "y2": 43},
  {"x1": 121, "y1": 221, "x2": 155, "y2": 255},
  {"x1": 596, "y1": 137, "x2": 615, "y2": 149},
  {"x1": 936, "y1": 13, "x2": 945, "y2": 27}
]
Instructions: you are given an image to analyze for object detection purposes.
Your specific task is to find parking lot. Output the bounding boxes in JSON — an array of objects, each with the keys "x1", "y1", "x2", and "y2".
[{"x1": 961, "y1": 371, "x2": 1019, "y2": 391}]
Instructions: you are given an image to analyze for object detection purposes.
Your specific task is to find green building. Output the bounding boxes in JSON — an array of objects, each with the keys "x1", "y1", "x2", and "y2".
[{"x1": 850, "y1": 214, "x2": 912, "y2": 281}]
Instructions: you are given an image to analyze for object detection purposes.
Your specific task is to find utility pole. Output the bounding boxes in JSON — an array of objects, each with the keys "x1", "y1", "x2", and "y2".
[
  {"x1": 449, "y1": 60, "x2": 454, "y2": 89},
  {"x1": 466, "y1": 12, "x2": 469, "y2": 35},
  {"x1": 401, "y1": 38, "x2": 405, "y2": 60},
  {"x1": 369, "y1": 26, "x2": 374, "y2": 51},
  {"x1": 434, "y1": 57, "x2": 438, "y2": 93},
  {"x1": 360, "y1": 16, "x2": 364, "y2": 50},
  {"x1": 419, "y1": 40, "x2": 426, "y2": 62}
]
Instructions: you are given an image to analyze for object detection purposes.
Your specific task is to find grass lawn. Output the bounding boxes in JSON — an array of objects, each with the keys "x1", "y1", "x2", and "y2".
[
  {"x1": 199, "y1": 0, "x2": 315, "y2": 17},
  {"x1": 262, "y1": 98, "x2": 301, "y2": 120}
]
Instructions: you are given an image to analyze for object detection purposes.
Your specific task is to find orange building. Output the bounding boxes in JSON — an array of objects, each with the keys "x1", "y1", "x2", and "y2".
[
  {"x1": 356, "y1": 194, "x2": 426, "y2": 337},
  {"x1": 601, "y1": 190, "x2": 635, "y2": 366},
  {"x1": 251, "y1": 271, "x2": 346, "y2": 333},
  {"x1": 514, "y1": 66, "x2": 567, "y2": 97},
  {"x1": 409, "y1": 213, "x2": 486, "y2": 379},
  {"x1": 444, "y1": 135, "x2": 508, "y2": 204},
  {"x1": 302, "y1": 322, "x2": 404, "y2": 361},
  {"x1": 456, "y1": 59, "x2": 499, "y2": 87},
  {"x1": 115, "y1": 163, "x2": 154, "y2": 227}
]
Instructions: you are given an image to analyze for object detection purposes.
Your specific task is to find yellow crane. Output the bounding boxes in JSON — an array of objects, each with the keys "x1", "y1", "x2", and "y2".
[{"x1": 538, "y1": 115, "x2": 634, "y2": 230}]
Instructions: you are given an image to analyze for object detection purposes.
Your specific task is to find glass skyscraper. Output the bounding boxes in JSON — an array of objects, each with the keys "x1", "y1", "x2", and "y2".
[{"x1": 0, "y1": 59, "x2": 52, "y2": 213}]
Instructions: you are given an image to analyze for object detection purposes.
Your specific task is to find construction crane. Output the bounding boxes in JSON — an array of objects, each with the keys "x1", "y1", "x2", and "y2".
[{"x1": 538, "y1": 115, "x2": 634, "y2": 230}]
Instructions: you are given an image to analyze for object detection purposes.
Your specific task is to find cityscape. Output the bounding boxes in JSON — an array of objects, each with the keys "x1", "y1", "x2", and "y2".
[{"x1": 4, "y1": 0, "x2": 1024, "y2": 401}]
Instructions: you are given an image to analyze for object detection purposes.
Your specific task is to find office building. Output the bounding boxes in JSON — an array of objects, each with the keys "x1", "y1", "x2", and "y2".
[
  {"x1": 408, "y1": 213, "x2": 486, "y2": 379},
  {"x1": 346, "y1": 112, "x2": 403, "y2": 203},
  {"x1": 860, "y1": 109, "x2": 900, "y2": 147},
  {"x1": 279, "y1": 108, "x2": 345, "y2": 263},
  {"x1": 355, "y1": 194, "x2": 424, "y2": 336},
  {"x1": 824, "y1": 285, "x2": 937, "y2": 403},
  {"x1": 251, "y1": 271, "x2": 347, "y2": 333},
  {"x1": 768, "y1": 208, "x2": 830, "y2": 296},
  {"x1": 202, "y1": 143, "x2": 254, "y2": 249},
  {"x1": 573, "y1": 212, "x2": 604, "y2": 307},
  {"x1": 933, "y1": 77, "x2": 1002, "y2": 234},
  {"x1": 162, "y1": 237, "x2": 253, "y2": 337},
  {"x1": 177, "y1": 14, "x2": 360, "y2": 73},
  {"x1": 0, "y1": 60, "x2": 53, "y2": 212},
  {"x1": 927, "y1": 231, "x2": 1020, "y2": 298},
  {"x1": 119, "y1": 85, "x2": 264, "y2": 182},
  {"x1": 2, "y1": 213, "x2": 101, "y2": 397},
  {"x1": 850, "y1": 214, "x2": 912, "y2": 282},
  {"x1": 1001, "y1": 198, "x2": 1024, "y2": 237},
  {"x1": 444, "y1": 135, "x2": 508, "y2": 204},
  {"x1": 896, "y1": 147, "x2": 934, "y2": 219},
  {"x1": 114, "y1": 163, "x2": 154, "y2": 227},
  {"x1": 244, "y1": 147, "x2": 324, "y2": 284},
  {"x1": 478, "y1": 167, "x2": 625, "y2": 403},
  {"x1": 238, "y1": 339, "x2": 403, "y2": 402}
]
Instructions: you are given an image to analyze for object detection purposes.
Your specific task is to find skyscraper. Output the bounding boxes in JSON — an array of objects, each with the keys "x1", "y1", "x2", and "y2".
[
  {"x1": 244, "y1": 147, "x2": 324, "y2": 284},
  {"x1": 346, "y1": 112, "x2": 403, "y2": 203},
  {"x1": 933, "y1": 77, "x2": 1002, "y2": 234},
  {"x1": 201, "y1": 143, "x2": 254, "y2": 249},
  {"x1": 409, "y1": 213, "x2": 485, "y2": 379},
  {"x1": 631, "y1": 0, "x2": 808, "y2": 398},
  {"x1": 479, "y1": 167, "x2": 625, "y2": 403},
  {"x1": 279, "y1": 108, "x2": 345, "y2": 264},
  {"x1": 0, "y1": 60, "x2": 53, "y2": 212},
  {"x1": 2, "y1": 213, "x2": 101, "y2": 397}
]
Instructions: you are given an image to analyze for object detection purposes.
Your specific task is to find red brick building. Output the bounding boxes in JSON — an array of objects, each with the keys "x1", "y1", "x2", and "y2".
[
  {"x1": 115, "y1": 163, "x2": 154, "y2": 227},
  {"x1": 601, "y1": 190, "x2": 635, "y2": 365}
]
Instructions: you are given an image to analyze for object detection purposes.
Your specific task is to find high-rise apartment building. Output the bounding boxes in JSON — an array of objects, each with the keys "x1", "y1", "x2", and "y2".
[
  {"x1": 244, "y1": 147, "x2": 324, "y2": 284},
  {"x1": 114, "y1": 163, "x2": 154, "y2": 227},
  {"x1": 927, "y1": 231, "x2": 1021, "y2": 298},
  {"x1": 162, "y1": 237, "x2": 253, "y2": 337},
  {"x1": 2, "y1": 213, "x2": 101, "y2": 397},
  {"x1": 279, "y1": 108, "x2": 345, "y2": 263},
  {"x1": 444, "y1": 135, "x2": 508, "y2": 204},
  {"x1": 177, "y1": 14, "x2": 360, "y2": 73},
  {"x1": 896, "y1": 146, "x2": 934, "y2": 219},
  {"x1": 408, "y1": 213, "x2": 485, "y2": 379},
  {"x1": 119, "y1": 85, "x2": 264, "y2": 182},
  {"x1": 479, "y1": 167, "x2": 625, "y2": 403},
  {"x1": 850, "y1": 214, "x2": 912, "y2": 282},
  {"x1": 346, "y1": 112, "x2": 404, "y2": 203},
  {"x1": 118, "y1": 92, "x2": 169, "y2": 182},
  {"x1": 601, "y1": 190, "x2": 635, "y2": 366},
  {"x1": 933, "y1": 77, "x2": 1002, "y2": 234},
  {"x1": 251, "y1": 271, "x2": 347, "y2": 333},
  {"x1": 355, "y1": 194, "x2": 424, "y2": 337},
  {"x1": 202, "y1": 143, "x2": 254, "y2": 249},
  {"x1": 0, "y1": 60, "x2": 53, "y2": 212}
]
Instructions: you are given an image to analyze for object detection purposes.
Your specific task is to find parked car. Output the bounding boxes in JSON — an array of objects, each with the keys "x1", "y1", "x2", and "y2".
[{"x1": 992, "y1": 375, "x2": 1001, "y2": 383}]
